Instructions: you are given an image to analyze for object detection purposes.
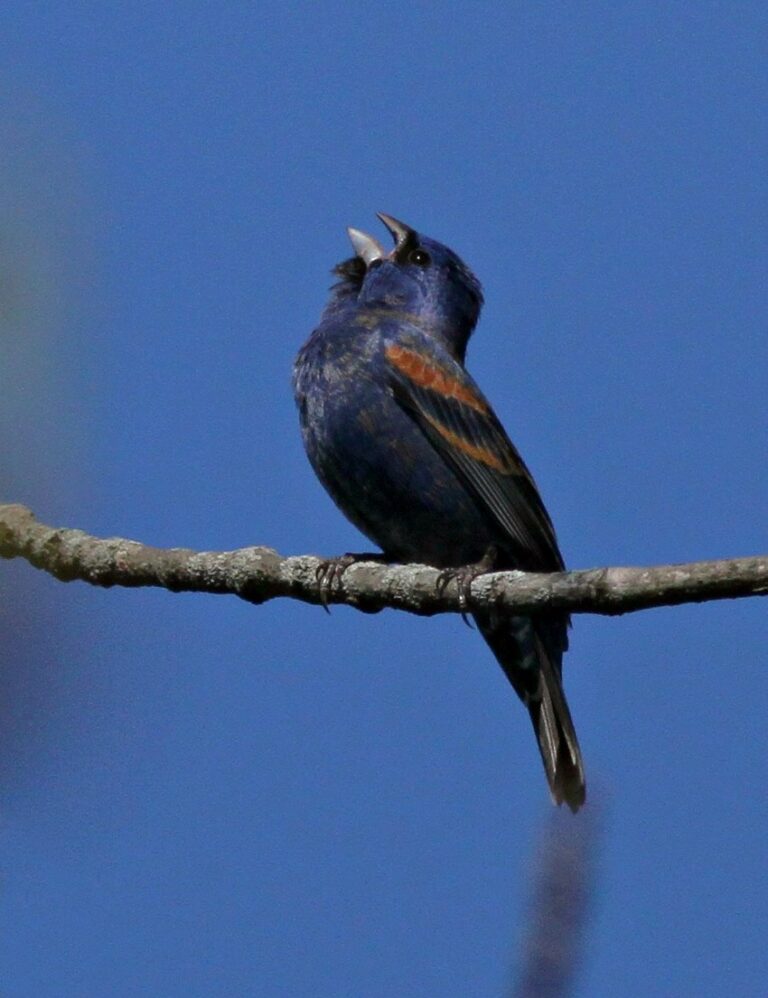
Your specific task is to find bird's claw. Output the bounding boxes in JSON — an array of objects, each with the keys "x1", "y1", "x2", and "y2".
[
  {"x1": 316, "y1": 555, "x2": 354, "y2": 612},
  {"x1": 435, "y1": 546, "x2": 498, "y2": 627},
  {"x1": 315, "y1": 552, "x2": 384, "y2": 612},
  {"x1": 436, "y1": 567, "x2": 477, "y2": 626}
]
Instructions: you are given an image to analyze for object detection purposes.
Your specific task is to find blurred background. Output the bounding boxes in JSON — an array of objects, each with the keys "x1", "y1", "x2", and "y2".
[{"x1": 1, "y1": 4, "x2": 766, "y2": 995}]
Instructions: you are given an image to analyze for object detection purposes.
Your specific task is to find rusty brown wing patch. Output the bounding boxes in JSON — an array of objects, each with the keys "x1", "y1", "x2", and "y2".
[{"x1": 385, "y1": 344, "x2": 489, "y2": 414}]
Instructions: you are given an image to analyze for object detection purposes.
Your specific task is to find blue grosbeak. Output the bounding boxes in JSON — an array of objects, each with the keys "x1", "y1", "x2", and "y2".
[{"x1": 293, "y1": 214, "x2": 585, "y2": 811}]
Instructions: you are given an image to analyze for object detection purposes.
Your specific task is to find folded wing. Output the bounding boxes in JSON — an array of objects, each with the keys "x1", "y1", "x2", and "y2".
[{"x1": 385, "y1": 342, "x2": 564, "y2": 573}]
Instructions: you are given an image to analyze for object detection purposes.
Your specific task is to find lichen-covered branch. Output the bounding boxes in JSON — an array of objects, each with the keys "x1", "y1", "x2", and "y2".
[{"x1": 1, "y1": 503, "x2": 767, "y2": 617}]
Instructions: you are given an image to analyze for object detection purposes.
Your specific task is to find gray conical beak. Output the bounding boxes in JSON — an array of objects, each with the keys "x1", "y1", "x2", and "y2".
[
  {"x1": 347, "y1": 227, "x2": 384, "y2": 266},
  {"x1": 376, "y1": 212, "x2": 416, "y2": 252}
]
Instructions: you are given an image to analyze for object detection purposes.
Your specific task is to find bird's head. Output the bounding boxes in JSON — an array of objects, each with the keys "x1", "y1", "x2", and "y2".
[{"x1": 344, "y1": 213, "x2": 483, "y2": 361}]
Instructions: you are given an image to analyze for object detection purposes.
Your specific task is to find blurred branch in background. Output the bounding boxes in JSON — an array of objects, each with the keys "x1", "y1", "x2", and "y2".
[
  {"x1": 1, "y1": 503, "x2": 767, "y2": 617},
  {"x1": 512, "y1": 802, "x2": 603, "y2": 998},
  {"x1": 0, "y1": 96, "x2": 91, "y2": 784}
]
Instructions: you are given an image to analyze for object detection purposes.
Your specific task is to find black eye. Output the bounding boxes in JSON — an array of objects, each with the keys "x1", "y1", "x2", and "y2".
[{"x1": 408, "y1": 248, "x2": 431, "y2": 267}]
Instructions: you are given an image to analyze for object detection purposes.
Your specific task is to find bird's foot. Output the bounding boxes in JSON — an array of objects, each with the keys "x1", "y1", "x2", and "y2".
[
  {"x1": 436, "y1": 545, "x2": 499, "y2": 626},
  {"x1": 315, "y1": 552, "x2": 386, "y2": 612}
]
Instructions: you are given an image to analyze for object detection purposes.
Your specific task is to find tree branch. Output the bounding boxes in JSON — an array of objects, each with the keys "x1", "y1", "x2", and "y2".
[
  {"x1": 512, "y1": 803, "x2": 602, "y2": 998},
  {"x1": 1, "y1": 503, "x2": 767, "y2": 617}
]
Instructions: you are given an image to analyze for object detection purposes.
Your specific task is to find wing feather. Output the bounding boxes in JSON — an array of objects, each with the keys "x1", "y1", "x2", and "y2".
[{"x1": 385, "y1": 342, "x2": 564, "y2": 571}]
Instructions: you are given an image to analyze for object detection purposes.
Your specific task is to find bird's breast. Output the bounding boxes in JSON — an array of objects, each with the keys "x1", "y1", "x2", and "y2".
[{"x1": 294, "y1": 335, "x2": 493, "y2": 566}]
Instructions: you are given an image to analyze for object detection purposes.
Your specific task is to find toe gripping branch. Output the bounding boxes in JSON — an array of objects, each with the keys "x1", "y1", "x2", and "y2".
[
  {"x1": 435, "y1": 545, "x2": 499, "y2": 626},
  {"x1": 315, "y1": 552, "x2": 387, "y2": 612}
]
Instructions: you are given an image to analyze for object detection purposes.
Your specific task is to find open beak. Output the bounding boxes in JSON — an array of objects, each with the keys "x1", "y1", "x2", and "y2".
[
  {"x1": 376, "y1": 212, "x2": 416, "y2": 254},
  {"x1": 346, "y1": 227, "x2": 384, "y2": 265},
  {"x1": 348, "y1": 213, "x2": 417, "y2": 265}
]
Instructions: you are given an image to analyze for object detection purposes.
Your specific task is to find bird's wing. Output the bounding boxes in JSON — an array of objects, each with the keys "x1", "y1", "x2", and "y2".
[{"x1": 384, "y1": 341, "x2": 564, "y2": 570}]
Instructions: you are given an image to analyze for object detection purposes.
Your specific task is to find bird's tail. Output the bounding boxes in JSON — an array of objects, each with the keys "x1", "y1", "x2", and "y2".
[{"x1": 476, "y1": 612, "x2": 586, "y2": 812}]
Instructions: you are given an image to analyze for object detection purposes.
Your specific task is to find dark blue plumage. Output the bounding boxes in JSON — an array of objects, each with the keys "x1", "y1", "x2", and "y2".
[{"x1": 293, "y1": 214, "x2": 585, "y2": 811}]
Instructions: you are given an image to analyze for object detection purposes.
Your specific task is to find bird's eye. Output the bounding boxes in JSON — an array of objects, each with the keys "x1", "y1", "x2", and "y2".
[{"x1": 408, "y1": 248, "x2": 431, "y2": 267}]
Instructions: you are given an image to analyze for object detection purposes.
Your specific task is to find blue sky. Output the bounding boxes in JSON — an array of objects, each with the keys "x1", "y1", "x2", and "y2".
[{"x1": 1, "y1": 4, "x2": 766, "y2": 995}]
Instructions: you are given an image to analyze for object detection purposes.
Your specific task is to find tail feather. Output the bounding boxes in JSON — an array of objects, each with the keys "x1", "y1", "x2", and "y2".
[
  {"x1": 530, "y1": 633, "x2": 585, "y2": 812},
  {"x1": 477, "y1": 612, "x2": 586, "y2": 812}
]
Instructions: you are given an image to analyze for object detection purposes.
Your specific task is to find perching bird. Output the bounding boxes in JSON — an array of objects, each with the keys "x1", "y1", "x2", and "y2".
[{"x1": 293, "y1": 214, "x2": 585, "y2": 811}]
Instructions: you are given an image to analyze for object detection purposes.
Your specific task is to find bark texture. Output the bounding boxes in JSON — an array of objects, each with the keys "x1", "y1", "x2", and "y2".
[{"x1": 2, "y1": 504, "x2": 767, "y2": 618}]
